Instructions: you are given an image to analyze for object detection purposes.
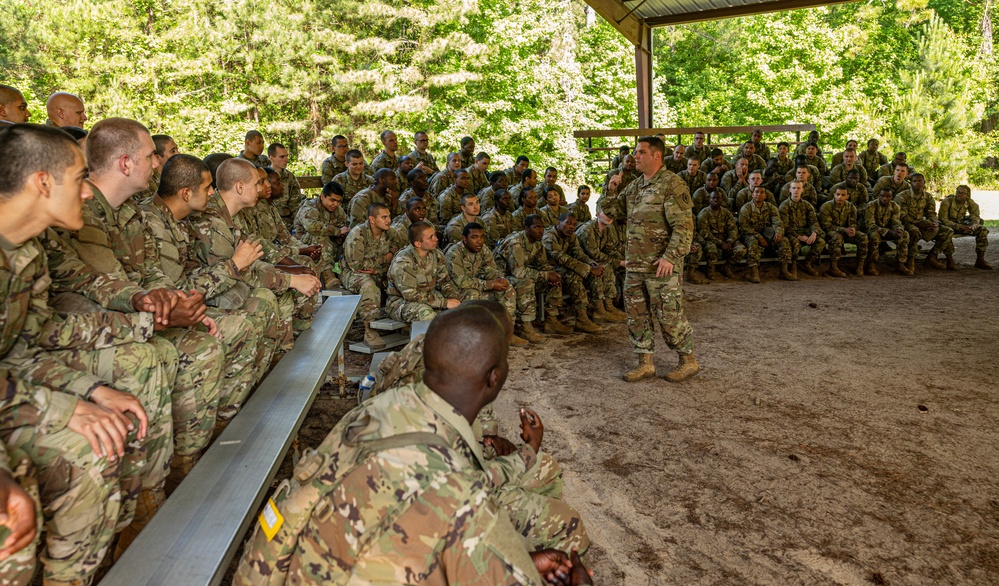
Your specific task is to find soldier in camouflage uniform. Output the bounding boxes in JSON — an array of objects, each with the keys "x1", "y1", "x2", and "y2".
[
  {"x1": 733, "y1": 141, "x2": 767, "y2": 174},
  {"x1": 511, "y1": 188, "x2": 540, "y2": 233},
  {"x1": 782, "y1": 157, "x2": 822, "y2": 193},
  {"x1": 0, "y1": 440, "x2": 40, "y2": 586},
  {"x1": 495, "y1": 216, "x2": 572, "y2": 337},
  {"x1": 778, "y1": 181, "x2": 826, "y2": 277},
  {"x1": 509, "y1": 168, "x2": 539, "y2": 210},
  {"x1": 466, "y1": 152, "x2": 491, "y2": 196},
  {"x1": 721, "y1": 158, "x2": 750, "y2": 204},
  {"x1": 740, "y1": 186, "x2": 796, "y2": 283},
  {"x1": 437, "y1": 168, "x2": 473, "y2": 226},
  {"x1": 819, "y1": 185, "x2": 868, "y2": 277},
  {"x1": 542, "y1": 214, "x2": 610, "y2": 331},
  {"x1": 385, "y1": 222, "x2": 461, "y2": 322},
  {"x1": 778, "y1": 165, "x2": 819, "y2": 207},
  {"x1": 342, "y1": 203, "x2": 394, "y2": 348},
  {"x1": 504, "y1": 155, "x2": 530, "y2": 189},
  {"x1": 481, "y1": 189, "x2": 517, "y2": 249},
  {"x1": 537, "y1": 168, "x2": 567, "y2": 206},
  {"x1": 894, "y1": 173, "x2": 955, "y2": 271},
  {"x1": 143, "y1": 155, "x2": 276, "y2": 428},
  {"x1": 235, "y1": 306, "x2": 592, "y2": 585},
  {"x1": 370, "y1": 130, "x2": 399, "y2": 172},
  {"x1": 733, "y1": 170, "x2": 776, "y2": 212},
  {"x1": 394, "y1": 155, "x2": 414, "y2": 195},
  {"x1": 267, "y1": 143, "x2": 304, "y2": 231},
  {"x1": 734, "y1": 129, "x2": 771, "y2": 162},
  {"x1": 445, "y1": 223, "x2": 530, "y2": 344},
  {"x1": 864, "y1": 187, "x2": 914, "y2": 276},
  {"x1": 477, "y1": 170, "x2": 509, "y2": 212},
  {"x1": 294, "y1": 181, "x2": 350, "y2": 286},
  {"x1": 236, "y1": 130, "x2": 270, "y2": 167},
  {"x1": 938, "y1": 184, "x2": 992, "y2": 269},
  {"x1": 877, "y1": 152, "x2": 909, "y2": 183},
  {"x1": 259, "y1": 168, "x2": 322, "y2": 268},
  {"x1": 320, "y1": 135, "x2": 349, "y2": 185},
  {"x1": 332, "y1": 149, "x2": 374, "y2": 204},
  {"x1": 443, "y1": 192, "x2": 481, "y2": 247},
  {"x1": 664, "y1": 145, "x2": 688, "y2": 174},
  {"x1": 349, "y1": 168, "x2": 400, "y2": 228},
  {"x1": 397, "y1": 168, "x2": 440, "y2": 231},
  {"x1": 604, "y1": 136, "x2": 698, "y2": 383},
  {"x1": 459, "y1": 136, "x2": 476, "y2": 168},
  {"x1": 677, "y1": 156, "x2": 706, "y2": 196},
  {"x1": 0, "y1": 124, "x2": 174, "y2": 583},
  {"x1": 697, "y1": 189, "x2": 746, "y2": 280},
  {"x1": 684, "y1": 131, "x2": 711, "y2": 162},
  {"x1": 829, "y1": 147, "x2": 868, "y2": 186},
  {"x1": 830, "y1": 170, "x2": 870, "y2": 208},
  {"x1": 537, "y1": 186, "x2": 569, "y2": 228},
  {"x1": 389, "y1": 197, "x2": 426, "y2": 253},
  {"x1": 691, "y1": 170, "x2": 722, "y2": 216},
  {"x1": 568, "y1": 185, "x2": 593, "y2": 224},
  {"x1": 602, "y1": 155, "x2": 637, "y2": 196},
  {"x1": 700, "y1": 148, "x2": 732, "y2": 177},
  {"x1": 575, "y1": 211, "x2": 628, "y2": 319},
  {"x1": 871, "y1": 163, "x2": 911, "y2": 201},
  {"x1": 407, "y1": 131, "x2": 439, "y2": 174},
  {"x1": 859, "y1": 139, "x2": 888, "y2": 186},
  {"x1": 428, "y1": 152, "x2": 462, "y2": 198}
]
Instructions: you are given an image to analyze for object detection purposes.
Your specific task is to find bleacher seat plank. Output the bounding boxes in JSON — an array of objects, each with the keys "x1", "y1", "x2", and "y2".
[
  {"x1": 348, "y1": 332, "x2": 409, "y2": 354},
  {"x1": 411, "y1": 320, "x2": 431, "y2": 340},
  {"x1": 101, "y1": 295, "x2": 361, "y2": 586},
  {"x1": 369, "y1": 318, "x2": 408, "y2": 331}
]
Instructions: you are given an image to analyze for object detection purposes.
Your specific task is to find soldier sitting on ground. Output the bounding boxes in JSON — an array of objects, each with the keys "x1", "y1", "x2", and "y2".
[
  {"x1": 385, "y1": 221, "x2": 461, "y2": 323},
  {"x1": 740, "y1": 186, "x2": 796, "y2": 283},
  {"x1": 778, "y1": 180, "x2": 825, "y2": 277},
  {"x1": 864, "y1": 187, "x2": 914, "y2": 276},
  {"x1": 938, "y1": 184, "x2": 992, "y2": 270}
]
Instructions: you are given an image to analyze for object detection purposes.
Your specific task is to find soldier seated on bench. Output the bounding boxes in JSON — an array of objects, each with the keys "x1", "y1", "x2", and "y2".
[{"x1": 385, "y1": 221, "x2": 461, "y2": 323}]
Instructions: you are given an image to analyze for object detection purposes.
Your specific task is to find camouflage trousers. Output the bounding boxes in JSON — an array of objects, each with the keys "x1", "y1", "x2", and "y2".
[
  {"x1": 867, "y1": 229, "x2": 909, "y2": 264},
  {"x1": 0, "y1": 444, "x2": 42, "y2": 586},
  {"x1": 344, "y1": 273, "x2": 386, "y2": 322},
  {"x1": 788, "y1": 234, "x2": 826, "y2": 261},
  {"x1": 291, "y1": 289, "x2": 318, "y2": 336},
  {"x1": 3, "y1": 410, "x2": 122, "y2": 584},
  {"x1": 826, "y1": 231, "x2": 868, "y2": 260},
  {"x1": 554, "y1": 267, "x2": 589, "y2": 312},
  {"x1": 315, "y1": 244, "x2": 342, "y2": 289},
  {"x1": 493, "y1": 451, "x2": 589, "y2": 555},
  {"x1": 385, "y1": 296, "x2": 440, "y2": 323},
  {"x1": 458, "y1": 287, "x2": 518, "y2": 322},
  {"x1": 208, "y1": 309, "x2": 267, "y2": 420},
  {"x1": 743, "y1": 234, "x2": 792, "y2": 266},
  {"x1": 506, "y1": 275, "x2": 562, "y2": 323},
  {"x1": 150, "y1": 330, "x2": 224, "y2": 458},
  {"x1": 953, "y1": 225, "x2": 989, "y2": 253},
  {"x1": 624, "y1": 270, "x2": 693, "y2": 355},
  {"x1": 241, "y1": 287, "x2": 287, "y2": 369},
  {"x1": 585, "y1": 266, "x2": 617, "y2": 303},
  {"x1": 703, "y1": 241, "x2": 747, "y2": 264},
  {"x1": 903, "y1": 224, "x2": 954, "y2": 257}
]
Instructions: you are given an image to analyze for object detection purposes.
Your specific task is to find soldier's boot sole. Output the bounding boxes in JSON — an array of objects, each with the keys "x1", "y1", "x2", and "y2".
[
  {"x1": 664, "y1": 354, "x2": 700, "y2": 382},
  {"x1": 945, "y1": 254, "x2": 959, "y2": 270},
  {"x1": 748, "y1": 266, "x2": 761, "y2": 283},
  {"x1": 720, "y1": 264, "x2": 736, "y2": 279},
  {"x1": 975, "y1": 252, "x2": 993, "y2": 270},
  {"x1": 114, "y1": 486, "x2": 167, "y2": 560},
  {"x1": 924, "y1": 255, "x2": 945, "y2": 270},
  {"x1": 623, "y1": 354, "x2": 656, "y2": 382}
]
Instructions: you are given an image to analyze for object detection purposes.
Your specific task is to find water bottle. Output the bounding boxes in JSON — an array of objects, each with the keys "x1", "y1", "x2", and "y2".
[{"x1": 358, "y1": 374, "x2": 376, "y2": 404}]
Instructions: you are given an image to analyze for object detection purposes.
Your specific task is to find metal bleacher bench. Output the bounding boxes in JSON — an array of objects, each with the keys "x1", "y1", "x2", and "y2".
[{"x1": 101, "y1": 295, "x2": 361, "y2": 586}]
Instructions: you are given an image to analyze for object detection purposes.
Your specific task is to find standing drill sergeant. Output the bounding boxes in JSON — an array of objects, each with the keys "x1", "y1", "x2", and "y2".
[
  {"x1": 542, "y1": 214, "x2": 606, "y2": 332},
  {"x1": 385, "y1": 222, "x2": 461, "y2": 323},
  {"x1": 938, "y1": 184, "x2": 992, "y2": 269},
  {"x1": 57, "y1": 119, "x2": 226, "y2": 513},
  {"x1": 0, "y1": 124, "x2": 174, "y2": 584},
  {"x1": 604, "y1": 135, "x2": 699, "y2": 383},
  {"x1": 894, "y1": 172, "x2": 955, "y2": 271},
  {"x1": 697, "y1": 189, "x2": 746, "y2": 280},
  {"x1": 342, "y1": 203, "x2": 394, "y2": 348},
  {"x1": 740, "y1": 186, "x2": 796, "y2": 283},
  {"x1": 576, "y1": 211, "x2": 629, "y2": 320},
  {"x1": 865, "y1": 187, "x2": 914, "y2": 276},
  {"x1": 819, "y1": 186, "x2": 868, "y2": 278},
  {"x1": 294, "y1": 181, "x2": 350, "y2": 287},
  {"x1": 778, "y1": 180, "x2": 826, "y2": 277}
]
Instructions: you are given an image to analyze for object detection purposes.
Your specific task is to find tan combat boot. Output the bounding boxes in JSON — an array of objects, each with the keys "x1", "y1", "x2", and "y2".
[
  {"x1": 801, "y1": 260, "x2": 820, "y2": 276},
  {"x1": 720, "y1": 262, "x2": 736, "y2": 279},
  {"x1": 510, "y1": 333, "x2": 529, "y2": 347},
  {"x1": 975, "y1": 250, "x2": 993, "y2": 270},
  {"x1": 705, "y1": 262, "x2": 719, "y2": 281},
  {"x1": 924, "y1": 253, "x2": 945, "y2": 270},
  {"x1": 573, "y1": 309, "x2": 603, "y2": 334},
  {"x1": 779, "y1": 262, "x2": 798, "y2": 281},
  {"x1": 664, "y1": 353, "x2": 700, "y2": 382},
  {"x1": 114, "y1": 485, "x2": 167, "y2": 560},
  {"x1": 623, "y1": 353, "x2": 656, "y2": 382},
  {"x1": 827, "y1": 257, "x2": 846, "y2": 278},
  {"x1": 590, "y1": 301, "x2": 610, "y2": 323},
  {"x1": 854, "y1": 260, "x2": 865, "y2": 276},
  {"x1": 166, "y1": 453, "x2": 199, "y2": 495},
  {"x1": 897, "y1": 259, "x2": 914, "y2": 276},
  {"x1": 685, "y1": 264, "x2": 708, "y2": 284},
  {"x1": 865, "y1": 261, "x2": 879, "y2": 276},
  {"x1": 906, "y1": 254, "x2": 916, "y2": 273},
  {"x1": 363, "y1": 323, "x2": 387, "y2": 349},
  {"x1": 543, "y1": 313, "x2": 573, "y2": 335},
  {"x1": 945, "y1": 253, "x2": 958, "y2": 270},
  {"x1": 604, "y1": 299, "x2": 628, "y2": 320},
  {"x1": 518, "y1": 321, "x2": 545, "y2": 343},
  {"x1": 748, "y1": 265, "x2": 761, "y2": 283}
]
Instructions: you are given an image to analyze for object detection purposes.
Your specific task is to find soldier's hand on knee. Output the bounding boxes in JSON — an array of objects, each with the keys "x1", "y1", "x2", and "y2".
[
  {"x1": 0, "y1": 471, "x2": 36, "y2": 561},
  {"x1": 68, "y1": 400, "x2": 130, "y2": 461},
  {"x1": 519, "y1": 408, "x2": 543, "y2": 452},
  {"x1": 168, "y1": 289, "x2": 209, "y2": 327},
  {"x1": 90, "y1": 385, "x2": 149, "y2": 440}
]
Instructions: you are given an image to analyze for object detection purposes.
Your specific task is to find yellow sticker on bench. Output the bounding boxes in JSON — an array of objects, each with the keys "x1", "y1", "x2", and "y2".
[{"x1": 259, "y1": 498, "x2": 284, "y2": 542}]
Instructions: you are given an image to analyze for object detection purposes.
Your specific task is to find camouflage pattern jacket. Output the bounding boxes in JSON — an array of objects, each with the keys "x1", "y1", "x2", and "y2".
[
  {"x1": 542, "y1": 227, "x2": 594, "y2": 277},
  {"x1": 697, "y1": 207, "x2": 740, "y2": 247},
  {"x1": 575, "y1": 219, "x2": 623, "y2": 265},
  {"x1": 616, "y1": 167, "x2": 694, "y2": 272},
  {"x1": 386, "y1": 245, "x2": 460, "y2": 308},
  {"x1": 495, "y1": 230, "x2": 552, "y2": 281},
  {"x1": 445, "y1": 242, "x2": 504, "y2": 293},
  {"x1": 778, "y1": 198, "x2": 821, "y2": 238},
  {"x1": 341, "y1": 221, "x2": 392, "y2": 283},
  {"x1": 819, "y1": 201, "x2": 860, "y2": 234}
]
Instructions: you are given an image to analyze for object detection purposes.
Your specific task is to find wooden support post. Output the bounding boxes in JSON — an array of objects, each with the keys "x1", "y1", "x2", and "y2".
[{"x1": 635, "y1": 24, "x2": 653, "y2": 130}]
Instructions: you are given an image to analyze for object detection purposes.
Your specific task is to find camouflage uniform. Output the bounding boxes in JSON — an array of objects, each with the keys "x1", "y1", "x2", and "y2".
[
  {"x1": 773, "y1": 156, "x2": 795, "y2": 179},
  {"x1": 341, "y1": 221, "x2": 393, "y2": 322},
  {"x1": 332, "y1": 171, "x2": 374, "y2": 205},
  {"x1": 602, "y1": 168, "x2": 638, "y2": 196},
  {"x1": 236, "y1": 151, "x2": 270, "y2": 167},
  {"x1": 503, "y1": 166, "x2": 522, "y2": 188},
  {"x1": 271, "y1": 168, "x2": 304, "y2": 231},
  {"x1": 894, "y1": 189, "x2": 954, "y2": 258},
  {"x1": 684, "y1": 144, "x2": 712, "y2": 162},
  {"x1": 428, "y1": 169, "x2": 454, "y2": 199},
  {"x1": 871, "y1": 176, "x2": 911, "y2": 199},
  {"x1": 495, "y1": 230, "x2": 562, "y2": 323},
  {"x1": 188, "y1": 194, "x2": 296, "y2": 352},
  {"x1": 829, "y1": 163, "x2": 869, "y2": 186},
  {"x1": 733, "y1": 153, "x2": 766, "y2": 174},
  {"x1": 370, "y1": 149, "x2": 397, "y2": 172},
  {"x1": 68, "y1": 184, "x2": 223, "y2": 460},
  {"x1": 320, "y1": 155, "x2": 346, "y2": 185},
  {"x1": 697, "y1": 206, "x2": 747, "y2": 264},
  {"x1": 538, "y1": 183, "x2": 567, "y2": 206},
  {"x1": 250, "y1": 198, "x2": 305, "y2": 261},
  {"x1": 387, "y1": 213, "x2": 414, "y2": 253},
  {"x1": 481, "y1": 207, "x2": 516, "y2": 249},
  {"x1": 607, "y1": 168, "x2": 695, "y2": 355},
  {"x1": 721, "y1": 171, "x2": 749, "y2": 202},
  {"x1": 476, "y1": 185, "x2": 499, "y2": 212},
  {"x1": 819, "y1": 200, "x2": 869, "y2": 261},
  {"x1": 444, "y1": 214, "x2": 479, "y2": 247},
  {"x1": 294, "y1": 197, "x2": 349, "y2": 286},
  {"x1": 385, "y1": 245, "x2": 461, "y2": 322},
  {"x1": 408, "y1": 149, "x2": 439, "y2": 174},
  {"x1": 142, "y1": 196, "x2": 273, "y2": 418},
  {"x1": 567, "y1": 199, "x2": 592, "y2": 224},
  {"x1": 739, "y1": 200, "x2": 791, "y2": 265},
  {"x1": 510, "y1": 207, "x2": 537, "y2": 234},
  {"x1": 938, "y1": 195, "x2": 990, "y2": 253},
  {"x1": 690, "y1": 186, "x2": 716, "y2": 216},
  {"x1": 543, "y1": 227, "x2": 608, "y2": 309},
  {"x1": 735, "y1": 142, "x2": 771, "y2": 161},
  {"x1": 0, "y1": 442, "x2": 41, "y2": 586},
  {"x1": 677, "y1": 169, "x2": 706, "y2": 194},
  {"x1": 783, "y1": 164, "x2": 822, "y2": 191},
  {"x1": 734, "y1": 187, "x2": 777, "y2": 212},
  {"x1": 349, "y1": 187, "x2": 398, "y2": 229},
  {"x1": 466, "y1": 165, "x2": 489, "y2": 196},
  {"x1": 395, "y1": 168, "x2": 410, "y2": 195},
  {"x1": 3, "y1": 235, "x2": 174, "y2": 584},
  {"x1": 536, "y1": 204, "x2": 567, "y2": 228},
  {"x1": 864, "y1": 198, "x2": 910, "y2": 264},
  {"x1": 859, "y1": 150, "x2": 887, "y2": 182},
  {"x1": 778, "y1": 198, "x2": 826, "y2": 262},
  {"x1": 445, "y1": 243, "x2": 519, "y2": 318},
  {"x1": 803, "y1": 154, "x2": 828, "y2": 176},
  {"x1": 830, "y1": 180, "x2": 870, "y2": 208},
  {"x1": 777, "y1": 182, "x2": 818, "y2": 206},
  {"x1": 438, "y1": 185, "x2": 473, "y2": 227},
  {"x1": 398, "y1": 188, "x2": 440, "y2": 229}
]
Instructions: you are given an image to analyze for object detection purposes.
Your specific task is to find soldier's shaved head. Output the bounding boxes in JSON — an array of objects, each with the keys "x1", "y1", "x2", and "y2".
[
  {"x1": 45, "y1": 92, "x2": 87, "y2": 127},
  {"x1": 159, "y1": 154, "x2": 209, "y2": 199},
  {"x1": 203, "y1": 153, "x2": 233, "y2": 187},
  {"x1": 423, "y1": 303, "x2": 509, "y2": 420},
  {"x1": 0, "y1": 85, "x2": 30, "y2": 123},
  {"x1": 216, "y1": 158, "x2": 258, "y2": 192},
  {"x1": 0, "y1": 124, "x2": 81, "y2": 199},
  {"x1": 86, "y1": 117, "x2": 150, "y2": 176}
]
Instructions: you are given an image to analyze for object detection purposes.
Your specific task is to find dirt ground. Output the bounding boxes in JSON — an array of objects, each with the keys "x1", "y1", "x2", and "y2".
[{"x1": 234, "y1": 234, "x2": 998, "y2": 585}]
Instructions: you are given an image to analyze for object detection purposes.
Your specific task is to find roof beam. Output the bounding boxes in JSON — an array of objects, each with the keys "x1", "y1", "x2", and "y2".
[
  {"x1": 643, "y1": 0, "x2": 857, "y2": 27},
  {"x1": 584, "y1": 0, "x2": 646, "y2": 46}
]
